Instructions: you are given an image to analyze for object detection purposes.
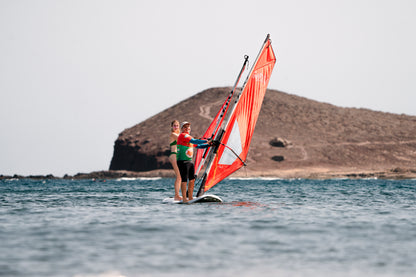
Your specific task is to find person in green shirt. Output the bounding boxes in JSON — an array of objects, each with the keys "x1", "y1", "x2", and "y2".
[{"x1": 176, "y1": 121, "x2": 211, "y2": 203}]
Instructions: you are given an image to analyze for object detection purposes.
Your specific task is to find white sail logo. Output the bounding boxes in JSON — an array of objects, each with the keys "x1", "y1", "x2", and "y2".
[{"x1": 253, "y1": 72, "x2": 266, "y2": 85}]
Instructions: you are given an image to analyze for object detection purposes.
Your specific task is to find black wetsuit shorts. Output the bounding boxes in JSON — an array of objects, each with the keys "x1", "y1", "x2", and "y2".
[{"x1": 177, "y1": 160, "x2": 195, "y2": 182}]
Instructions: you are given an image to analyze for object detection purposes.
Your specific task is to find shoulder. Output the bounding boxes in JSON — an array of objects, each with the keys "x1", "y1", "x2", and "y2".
[
  {"x1": 183, "y1": 134, "x2": 193, "y2": 141},
  {"x1": 170, "y1": 132, "x2": 179, "y2": 140},
  {"x1": 178, "y1": 133, "x2": 192, "y2": 143}
]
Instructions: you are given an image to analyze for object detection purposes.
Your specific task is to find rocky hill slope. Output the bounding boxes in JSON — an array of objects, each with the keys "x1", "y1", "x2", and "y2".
[{"x1": 109, "y1": 87, "x2": 416, "y2": 179}]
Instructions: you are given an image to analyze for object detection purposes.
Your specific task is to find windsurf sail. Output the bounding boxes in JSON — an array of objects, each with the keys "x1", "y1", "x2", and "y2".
[{"x1": 196, "y1": 34, "x2": 277, "y2": 196}]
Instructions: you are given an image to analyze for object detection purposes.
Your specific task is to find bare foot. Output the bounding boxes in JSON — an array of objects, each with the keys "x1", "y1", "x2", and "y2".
[{"x1": 174, "y1": 195, "x2": 183, "y2": 201}]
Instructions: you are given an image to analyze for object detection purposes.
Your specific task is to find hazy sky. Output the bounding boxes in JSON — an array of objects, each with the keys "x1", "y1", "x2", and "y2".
[{"x1": 1, "y1": 0, "x2": 415, "y2": 176}]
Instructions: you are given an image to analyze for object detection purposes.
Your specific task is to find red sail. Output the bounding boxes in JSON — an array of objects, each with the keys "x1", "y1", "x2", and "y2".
[{"x1": 203, "y1": 38, "x2": 276, "y2": 192}]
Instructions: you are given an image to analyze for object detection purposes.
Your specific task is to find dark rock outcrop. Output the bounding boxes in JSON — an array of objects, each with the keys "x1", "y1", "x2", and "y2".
[{"x1": 270, "y1": 137, "x2": 291, "y2": 148}]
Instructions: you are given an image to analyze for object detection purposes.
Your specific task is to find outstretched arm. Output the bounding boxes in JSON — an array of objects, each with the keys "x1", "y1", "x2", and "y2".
[
  {"x1": 189, "y1": 138, "x2": 210, "y2": 149},
  {"x1": 193, "y1": 139, "x2": 219, "y2": 149},
  {"x1": 189, "y1": 138, "x2": 207, "y2": 145},
  {"x1": 196, "y1": 143, "x2": 210, "y2": 149}
]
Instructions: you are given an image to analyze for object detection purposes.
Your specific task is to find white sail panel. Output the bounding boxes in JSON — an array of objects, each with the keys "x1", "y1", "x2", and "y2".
[{"x1": 218, "y1": 120, "x2": 242, "y2": 165}]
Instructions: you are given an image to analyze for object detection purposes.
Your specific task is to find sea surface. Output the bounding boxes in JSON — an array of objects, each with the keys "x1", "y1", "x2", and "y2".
[{"x1": 1, "y1": 177, "x2": 415, "y2": 277}]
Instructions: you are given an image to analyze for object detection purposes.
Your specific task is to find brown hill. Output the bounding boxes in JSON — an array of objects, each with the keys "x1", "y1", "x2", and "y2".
[{"x1": 109, "y1": 87, "x2": 416, "y2": 179}]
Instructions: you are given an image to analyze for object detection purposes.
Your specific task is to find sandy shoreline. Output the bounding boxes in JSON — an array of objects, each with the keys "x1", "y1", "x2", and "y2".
[{"x1": 2, "y1": 167, "x2": 416, "y2": 180}]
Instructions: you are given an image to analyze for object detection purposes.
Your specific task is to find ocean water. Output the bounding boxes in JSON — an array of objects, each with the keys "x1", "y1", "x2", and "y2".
[{"x1": 1, "y1": 178, "x2": 415, "y2": 277}]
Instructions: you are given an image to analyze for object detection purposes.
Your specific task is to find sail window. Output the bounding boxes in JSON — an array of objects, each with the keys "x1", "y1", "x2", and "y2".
[{"x1": 218, "y1": 120, "x2": 243, "y2": 165}]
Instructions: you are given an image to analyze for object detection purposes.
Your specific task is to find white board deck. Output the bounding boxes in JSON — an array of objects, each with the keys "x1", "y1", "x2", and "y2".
[{"x1": 162, "y1": 194, "x2": 223, "y2": 204}]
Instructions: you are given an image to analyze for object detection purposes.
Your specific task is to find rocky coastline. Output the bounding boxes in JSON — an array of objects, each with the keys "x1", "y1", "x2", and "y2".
[{"x1": 2, "y1": 166, "x2": 416, "y2": 180}]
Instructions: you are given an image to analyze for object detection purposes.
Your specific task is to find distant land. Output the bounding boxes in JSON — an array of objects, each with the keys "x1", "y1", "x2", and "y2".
[{"x1": 2, "y1": 87, "x2": 415, "y2": 180}]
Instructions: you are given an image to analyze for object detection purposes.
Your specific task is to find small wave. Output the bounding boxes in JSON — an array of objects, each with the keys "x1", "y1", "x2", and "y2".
[
  {"x1": 229, "y1": 177, "x2": 283, "y2": 181},
  {"x1": 73, "y1": 271, "x2": 126, "y2": 277},
  {"x1": 4, "y1": 178, "x2": 20, "y2": 182},
  {"x1": 116, "y1": 177, "x2": 162, "y2": 181}
]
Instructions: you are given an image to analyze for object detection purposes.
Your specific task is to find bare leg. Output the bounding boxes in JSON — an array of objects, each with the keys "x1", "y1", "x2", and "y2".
[
  {"x1": 174, "y1": 177, "x2": 182, "y2": 201},
  {"x1": 181, "y1": 181, "x2": 188, "y2": 203},
  {"x1": 188, "y1": 179, "x2": 195, "y2": 200},
  {"x1": 169, "y1": 155, "x2": 182, "y2": 201}
]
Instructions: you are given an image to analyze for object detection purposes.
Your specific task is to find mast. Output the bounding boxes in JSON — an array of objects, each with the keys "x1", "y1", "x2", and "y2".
[
  {"x1": 208, "y1": 54, "x2": 249, "y2": 141},
  {"x1": 222, "y1": 34, "x2": 270, "y2": 133},
  {"x1": 196, "y1": 34, "x2": 273, "y2": 197}
]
